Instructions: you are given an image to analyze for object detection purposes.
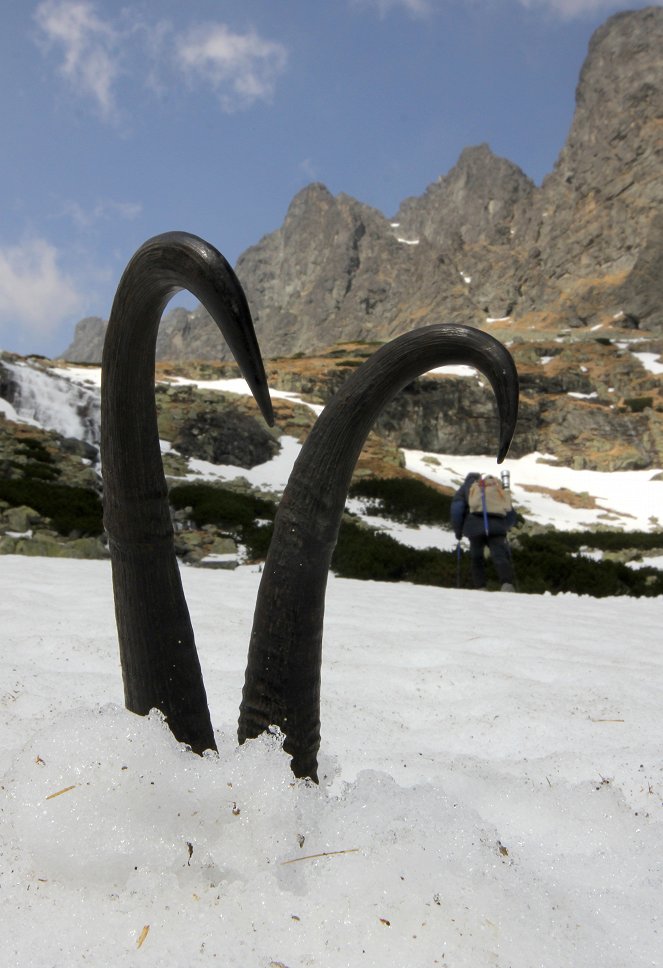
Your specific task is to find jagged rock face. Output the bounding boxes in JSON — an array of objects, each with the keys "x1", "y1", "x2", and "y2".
[
  {"x1": 395, "y1": 144, "x2": 535, "y2": 249},
  {"x1": 60, "y1": 7, "x2": 663, "y2": 359},
  {"x1": 540, "y1": 6, "x2": 663, "y2": 266},
  {"x1": 236, "y1": 183, "x2": 483, "y2": 357},
  {"x1": 60, "y1": 317, "x2": 107, "y2": 364},
  {"x1": 517, "y1": 6, "x2": 663, "y2": 329}
]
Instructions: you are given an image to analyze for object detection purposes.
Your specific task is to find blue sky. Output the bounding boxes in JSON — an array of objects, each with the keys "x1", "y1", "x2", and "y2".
[{"x1": 0, "y1": 0, "x2": 657, "y2": 357}]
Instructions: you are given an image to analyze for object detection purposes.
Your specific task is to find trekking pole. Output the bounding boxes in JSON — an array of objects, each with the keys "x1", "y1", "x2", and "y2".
[
  {"x1": 456, "y1": 540, "x2": 463, "y2": 588},
  {"x1": 500, "y1": 469, "x2": 518, "y2": 591},
  {"x1": 505, "y1": 537, "x2": 518, "y2": 592},
  {"x1": 480, "y1": 477, "x2": 490, "y2": 536}
]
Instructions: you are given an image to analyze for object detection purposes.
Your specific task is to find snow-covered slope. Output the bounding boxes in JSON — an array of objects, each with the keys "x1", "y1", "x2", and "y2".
[
  {"x1": 1, "y1": 556, "x2": 661, "y2": 967},
  {"x1": 20, "y1": 361, "x2": 663, "y2": 536}
]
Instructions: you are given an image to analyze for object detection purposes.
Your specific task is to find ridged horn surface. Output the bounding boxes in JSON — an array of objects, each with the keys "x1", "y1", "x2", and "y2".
[
  {"x1": 238, "y1": 324, "x2": 518, "y2": 779},
  {"x1": 102, "y1": 231, "x2": 273, "y2": 754}
]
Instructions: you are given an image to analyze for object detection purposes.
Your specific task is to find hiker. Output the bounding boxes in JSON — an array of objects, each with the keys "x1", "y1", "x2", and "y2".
[{"x1": 450, "y1": 472, "x2": 517, "y2": 591}]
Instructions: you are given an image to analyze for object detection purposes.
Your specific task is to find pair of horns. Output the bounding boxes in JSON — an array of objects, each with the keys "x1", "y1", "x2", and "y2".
[{"x1": 101, "y1": 232, "x2": 519, "y2": 780}]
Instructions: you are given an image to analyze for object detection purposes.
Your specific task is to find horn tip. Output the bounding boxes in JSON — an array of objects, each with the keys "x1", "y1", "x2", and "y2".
[{"x1": 257, "y1": 387, "x2": 275, "y2": 427}]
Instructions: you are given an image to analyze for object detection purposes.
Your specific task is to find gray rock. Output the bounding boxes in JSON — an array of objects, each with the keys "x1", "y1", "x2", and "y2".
[
  {"x1": 59, "y1": 316, "x2": 107, "y2": 363},
  {"x1": 3, "y1": 505, "x2": 41, "y2": 534},
  {"x1": 173, "y1": 409, "x2": 279, "y2": 468}
]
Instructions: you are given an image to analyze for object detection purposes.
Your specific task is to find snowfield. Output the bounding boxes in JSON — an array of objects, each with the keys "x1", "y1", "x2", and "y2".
[
  {"x1": 2, "y1": 357, "x2": 663, "y2": 964},
  {"x1": 1, "y1": 556, "x2": 661, "y2": 967}
]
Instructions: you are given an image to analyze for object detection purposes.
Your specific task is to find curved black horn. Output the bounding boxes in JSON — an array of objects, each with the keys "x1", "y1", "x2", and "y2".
[
  {"x1": 238, "y1": 324, "x2": 518, "y2": 780},
  {"x1": 102, "y1": 232, "x2": 273, "y2": 754}
]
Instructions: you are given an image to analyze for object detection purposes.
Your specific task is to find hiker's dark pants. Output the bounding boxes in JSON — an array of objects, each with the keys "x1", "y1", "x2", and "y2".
[{"x1": 469, "y1": 535, "x2": 513, "y2": 588}]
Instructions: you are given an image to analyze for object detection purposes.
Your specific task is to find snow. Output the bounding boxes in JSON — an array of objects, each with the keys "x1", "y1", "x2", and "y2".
[
  {"x1": 632, "y1": 352, "x2": 663, "y2": 376},
  {"x1": 50, "y1": 364, "x2": 102, "y2": 388},
  {"x1": 1, "y1": 556, "x2": 661, "y2": 967},
  {"x1": 345, "y1": 497, "x2": 460, "y2": 552},
  {"x1": 166, "y1": 375, "x2": 325, "y2": 417},
  {"x1": 185, "y1": 435, "x2": 304, "y2": 493},
  {"x1": 51, "y1": 366, "x2": 327, "y2": 417},
  {"x1": 625, "y1": 554, "x2": 663, "y2": 571},
  {"x1": 3, "y1": 358, "x2": 663, "y2": 964}
]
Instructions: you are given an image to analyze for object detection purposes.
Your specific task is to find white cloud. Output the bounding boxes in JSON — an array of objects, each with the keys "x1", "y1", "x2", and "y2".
[
  {"x1": 33, "y1": 0, "x2": 120, "y2": 119},
  {"x1": 516, "y1": 0, "x2": 634, "y2": 16},
  {"x1": 33, "y1": 6, "x2": 288, "y2": 118},
  {"x1": 59, "y1": 198, "x2": 142, "y2": 229},
  {"x1": 354, "y1": 0, "x2": 636, "y2": 18},
  {"x1": 0, "y1": 238, "x2": 85, "y2": 336},
  {"x1": 353, "y1": 0, "x2": 434, "y2": 16},
  {"x1": 300, "y1": 158, "x2": 319, "y2": 180},
  {"x1": 175, "y1": 24, "x2": 288, "y2": 111}
]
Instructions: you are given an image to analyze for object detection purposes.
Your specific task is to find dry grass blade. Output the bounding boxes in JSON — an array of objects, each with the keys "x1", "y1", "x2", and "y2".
[
  {"x1": 45, "y1": 785, "x2": 76, "y2": 800},
  {"x1": 281, "y1": 848, "x2": 359, "y2": 866}
]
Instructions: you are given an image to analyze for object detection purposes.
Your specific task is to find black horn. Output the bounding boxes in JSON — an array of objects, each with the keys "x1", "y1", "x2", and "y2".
[
  {"x1": 238, "y1": 324, "x2": 518, "y2": 780},
  {"x1": 102, "y1": 232, "x2": 273, "y2": 754}
]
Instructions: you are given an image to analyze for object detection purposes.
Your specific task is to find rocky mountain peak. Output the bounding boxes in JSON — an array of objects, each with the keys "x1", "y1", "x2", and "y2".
[
  {"x1": 530, "y1": 5, "x2": 663, "y2": 286},
  {"x1": 283, "y1": 181, "x2": 334, "y2": 219},
  {"x1": 576, "y1": 6, "x2": 661, "y2": 129},
  {"x1": 395, "y1": 143, "x2": 535, "y2": 248}
]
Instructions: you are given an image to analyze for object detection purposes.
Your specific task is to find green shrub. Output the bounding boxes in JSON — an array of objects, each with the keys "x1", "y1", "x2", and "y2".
[
  {"x1": 0, "y1": 478, "x2": 103, "y2": 536},
  {"x1": 17, "y1": 439, "x2": 56, "y2": 464},
  {"x1": 511, "y1": 536, "x2": 663, "y2": 597},
  {"x1": 518, "y1": 530, "x2": 663, "y2": 554},
  {"x1": 348, "y1": 477, "x2": 452, "y2": 526},
  {"x1": 169, "y1": 483, "x2": 278, "y2": 561},
  {"x1": 170, "y1": 480, "x2": 663, "y2": 597},
  {"x1": 624, "y1": 396, "x2": 653, "y2": 413},
  {"x1": 242, "y1": 521, "x2": 274, "y2": 560},
  {"x1": 22, "y1": 461, "x2": 61, "y2": 481},
  {"x1": 332, "y1": 519, "x2": 457, "y2": 586},
  {"x1": 331, "y1": 522, "x2": 663, "y2": 596},
  {"x1": 9, "y1": 439, "x2": 61, "y2": 480},
  {"x1": 169, "y1": 483, "x2": 276, "y2": 530}
]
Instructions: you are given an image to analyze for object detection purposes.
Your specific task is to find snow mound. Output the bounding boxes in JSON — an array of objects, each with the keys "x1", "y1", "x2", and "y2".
[{"x1": 3, "y1": 700, "x2": 660, "y2": 967}]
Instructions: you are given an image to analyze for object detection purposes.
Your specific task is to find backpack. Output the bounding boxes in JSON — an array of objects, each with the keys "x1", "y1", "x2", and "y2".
[{"x1": 468, "y1": 475, "x2": 512, "y2": 517}]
